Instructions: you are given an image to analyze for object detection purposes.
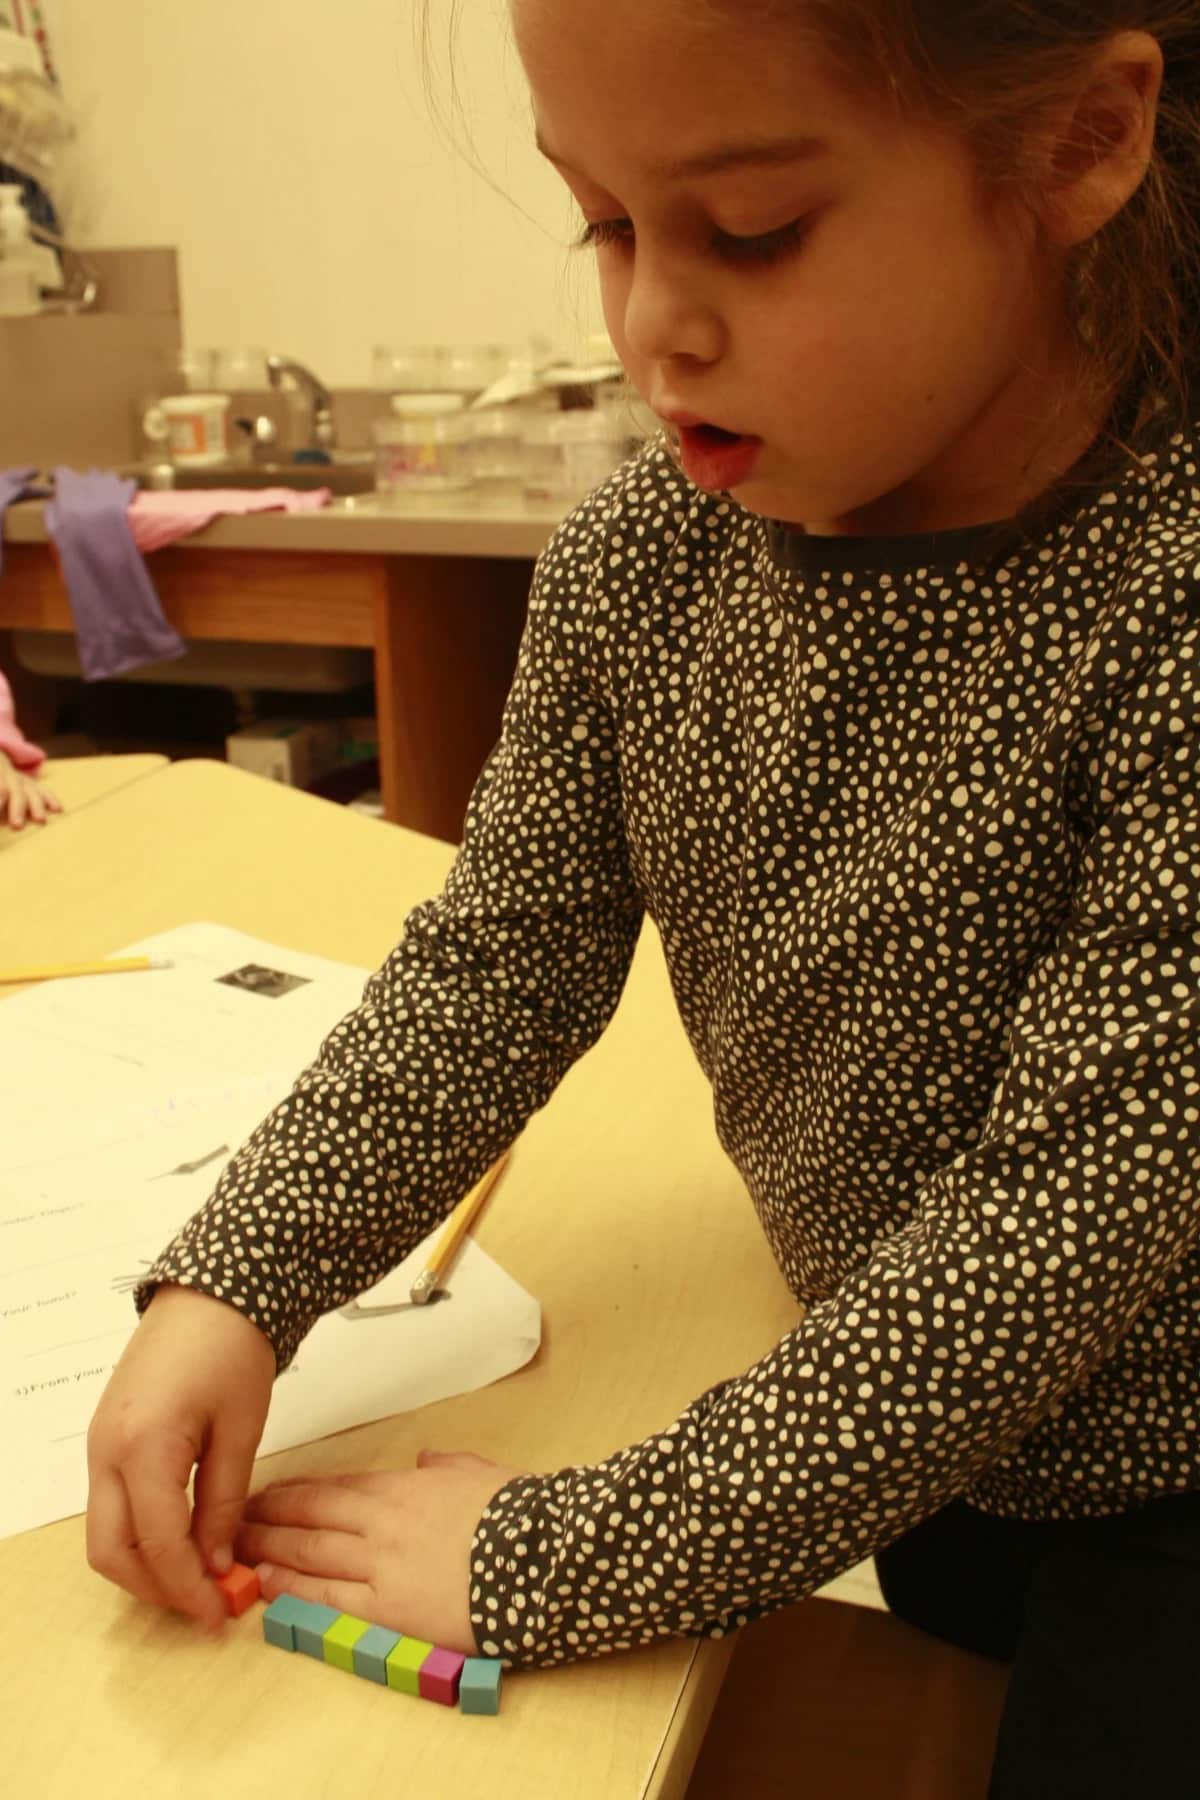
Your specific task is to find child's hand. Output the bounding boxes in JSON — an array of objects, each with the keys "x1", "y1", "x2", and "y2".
[
  {"x1": 237, "y1": 1450, "x2": 527, "y2": 1655},
  {"x1": 0, "y1": 749, "x2": 61, "y2": 829},
  {"x1": 86, "y1": 1283, "x2": 276, "y2": 1629}
]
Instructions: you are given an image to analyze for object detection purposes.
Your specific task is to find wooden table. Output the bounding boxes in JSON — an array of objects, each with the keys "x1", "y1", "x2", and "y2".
[
  {"x1": 0, "y1": 502, "x2": 557, "y2": 843},
  {"x1": 0, "y1": 752, "x2": 167, "y2": 854},
  {"x1": 0, "y1": 758, "x2": 802, "y2": 1799}
]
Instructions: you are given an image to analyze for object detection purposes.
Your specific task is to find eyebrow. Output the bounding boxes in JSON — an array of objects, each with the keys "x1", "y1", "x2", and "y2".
[{"x1": 535, "y1": 133, "x2": 831, "y2": 181}]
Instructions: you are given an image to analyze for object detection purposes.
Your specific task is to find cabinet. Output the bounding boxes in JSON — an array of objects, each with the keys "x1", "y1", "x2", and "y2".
[{"x1": 0, "y1": 541, "x2": 533, "y2": 843}]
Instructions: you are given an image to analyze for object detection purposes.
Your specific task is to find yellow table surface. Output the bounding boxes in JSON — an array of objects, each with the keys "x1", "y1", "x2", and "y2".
[
  {"x1": 0, "y1": 757, "x2": 800, "y2": 1800},
  {"x1": 0, "y1": 752, "x2": 167, "y2": 854}
]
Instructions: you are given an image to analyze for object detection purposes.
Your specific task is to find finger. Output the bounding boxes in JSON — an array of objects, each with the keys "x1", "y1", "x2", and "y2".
[
  {"x1": 242, "y1": 1479, "x2": 370, "y2": 1534},
  {"x1": 22, "y1": 782, "x2": 46, "y2": 825},
  {"x1": 123, "y1": 1429, "x2": 225, "y2": 1628},
  {"x1": 41, "y1": 784, "x2": 63, "y2": 814},
  {"x1": 8, "y1": 783, "x2": 25, "y2": 829},
  {"x1": 192, "y1": 1410, "x2": 262, "y2": 1575},
  {"x1": 236, "y1": 1520, "x2": 371, "y2": 1584},
  {"x1": 257, "y1": 1469, "x2": 400, "y2": 1500},
  {"x1": 255, "y1": 1563, "x2": 377, "y2": 1621},
  {"x1": 85, "y1": 1466, "x2": 173, "y2": 1612},
  {"x1": 416, "y1": 1449, "x2": 499, "y2": 1471}
]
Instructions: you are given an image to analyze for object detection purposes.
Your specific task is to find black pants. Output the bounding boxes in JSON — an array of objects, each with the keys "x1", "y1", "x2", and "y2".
[{"x1": 874, "y1": 1489, "x2": 1200, "y2": 1798}]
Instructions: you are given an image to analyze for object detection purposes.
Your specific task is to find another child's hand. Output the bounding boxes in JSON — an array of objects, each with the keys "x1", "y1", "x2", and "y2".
[
  {"x1": 0, "y1": 749, "x2": 61, "y2": 830},
  {"x1": 237, "y1": 1450, "x2": 527, "y2": 1655},
  {"x1": 86, "y1": 1283, "x2": 276, "y2": 1629}
]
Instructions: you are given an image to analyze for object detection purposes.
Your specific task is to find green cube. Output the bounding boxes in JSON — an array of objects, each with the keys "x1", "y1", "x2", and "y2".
[
  {"x1": 385, "y1": 1634, "x2": 434, "y2": 1696},
  {"x1": 323, "y1": 1613, "x2": 372, "y2": 1672}
]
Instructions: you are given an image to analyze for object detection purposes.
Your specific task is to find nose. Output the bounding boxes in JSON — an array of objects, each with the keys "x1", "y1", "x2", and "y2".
[{"x1": 620, "y1": 245, "x2": 724, "y2": 367}]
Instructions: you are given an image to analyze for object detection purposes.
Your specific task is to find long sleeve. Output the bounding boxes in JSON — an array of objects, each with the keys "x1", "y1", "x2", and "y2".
[
  {"x1": 136, "y1": 482, "x2": 646, "y2": 1370},
  {"x1": 469, "y1": 618, "x2": 1200, "y2": 1666}
]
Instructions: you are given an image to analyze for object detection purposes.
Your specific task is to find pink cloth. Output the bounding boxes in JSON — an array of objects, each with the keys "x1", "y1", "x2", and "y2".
[
  {"x1": 126, "y1": 486, "x2": 333, "y2": 554},
  {"x1": 0, "y1": 668, "x2": 45, "y2": 773}
]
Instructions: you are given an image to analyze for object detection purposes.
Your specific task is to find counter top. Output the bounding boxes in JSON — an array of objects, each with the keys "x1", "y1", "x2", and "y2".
[{"x1": 2, "y1": 490, "x2": 569, "y2": 560}]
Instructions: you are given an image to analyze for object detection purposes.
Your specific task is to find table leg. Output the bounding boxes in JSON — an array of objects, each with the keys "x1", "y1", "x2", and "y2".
[{"x1": 373, "y1": 555, "x2": 530, "y2": 842}]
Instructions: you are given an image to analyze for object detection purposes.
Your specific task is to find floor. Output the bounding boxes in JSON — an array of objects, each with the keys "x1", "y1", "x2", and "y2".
[{"x1": 685, "y1": 1563, "x2": 1010, "y2": 1799}]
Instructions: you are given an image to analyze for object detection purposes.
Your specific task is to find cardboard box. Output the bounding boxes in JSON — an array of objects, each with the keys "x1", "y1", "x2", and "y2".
[{"x1": 225, "y1": 717, "x2": 343, "y2": 788}]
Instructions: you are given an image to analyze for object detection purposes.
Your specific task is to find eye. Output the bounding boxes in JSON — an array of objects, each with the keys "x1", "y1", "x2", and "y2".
[
  {"x1": 574, "y1": 215, "x2": 812, "y2": 265},
  {"x1": 574, "y1": 217, "x2": 634, "y2": 251}
]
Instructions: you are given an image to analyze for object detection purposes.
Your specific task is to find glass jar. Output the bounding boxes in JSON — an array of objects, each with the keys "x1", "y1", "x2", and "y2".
[
  {"x1": 442, "y1": 343, "x2": 508, "y2": 404},
  {"x1": 521, "y1": 410, "x2": 629, "y2": 503},
  {"x1": 371, "y1": 343, "x2": 447, "y2": 395},
  {"x1": 373, "y1": 394, "x2": 472, "y2": 502}
]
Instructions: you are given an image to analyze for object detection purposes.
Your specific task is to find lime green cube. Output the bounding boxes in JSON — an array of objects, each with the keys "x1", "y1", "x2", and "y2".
[
  {"x1": 323, "y1": 1613, "x2": 372, "y2": 1672},
  {"x1": 386, "y1": 1634, "x2": 434, "y2": 1696}
]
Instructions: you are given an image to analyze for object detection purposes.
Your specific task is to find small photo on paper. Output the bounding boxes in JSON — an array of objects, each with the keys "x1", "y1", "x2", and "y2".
[{"x1": 217, "y1": 963, "x2": 311, "y2": 999}]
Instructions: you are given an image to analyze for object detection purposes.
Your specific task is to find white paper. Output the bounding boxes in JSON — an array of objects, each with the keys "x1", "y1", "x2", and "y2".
[
  {"x1": 0, "y1": 924, "x2": 542, "y2": 1541},
  {"x1": 1, "y1": 920, "x2": 371, "y2": 1128}
]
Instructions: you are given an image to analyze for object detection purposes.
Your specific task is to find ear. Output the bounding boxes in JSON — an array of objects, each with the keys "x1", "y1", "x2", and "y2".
[{"x1": 1038, "y1": 28, "x2": 1164, "y2": 249}]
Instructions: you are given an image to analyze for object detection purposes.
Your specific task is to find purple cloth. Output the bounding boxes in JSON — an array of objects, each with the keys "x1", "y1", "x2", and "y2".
[{"x1": 44, "y1": 468, "x2": 185, "y2": 682}]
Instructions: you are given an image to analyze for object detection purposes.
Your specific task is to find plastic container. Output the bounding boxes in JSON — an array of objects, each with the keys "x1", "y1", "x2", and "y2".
[
  {"x1": 143, "y1": 392, "x2": 231, "y2": 466},
  {"x1": 373, "y1": 393, "x2": 472, "y2": 501},
  {"x1": 521, "y1": 410, "x2": 629, "y2": 503},
  {"x1": 466, "y1": 407, "x2": 526, "y2": 495}
]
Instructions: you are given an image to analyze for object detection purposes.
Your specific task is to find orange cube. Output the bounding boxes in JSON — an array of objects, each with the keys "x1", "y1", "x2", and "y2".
[{"x1": 215, "y1": 1561, "x2": 261, "y2": 1618}]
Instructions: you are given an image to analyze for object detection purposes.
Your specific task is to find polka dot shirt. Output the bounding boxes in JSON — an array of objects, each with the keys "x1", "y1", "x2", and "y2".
[{"x1": 140, "y1": 430, "x2": 1200, "y2": 1670}]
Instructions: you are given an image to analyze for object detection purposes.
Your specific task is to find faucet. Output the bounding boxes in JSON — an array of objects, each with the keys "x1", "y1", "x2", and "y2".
[{"x1": 265, "y1": 354, "x2": 336, "y2": 454}]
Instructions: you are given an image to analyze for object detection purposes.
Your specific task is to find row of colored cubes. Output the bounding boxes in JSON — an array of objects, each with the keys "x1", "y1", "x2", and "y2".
[{"x1": 262, "y1": 1592, "x2": 502, "y2": 1714}]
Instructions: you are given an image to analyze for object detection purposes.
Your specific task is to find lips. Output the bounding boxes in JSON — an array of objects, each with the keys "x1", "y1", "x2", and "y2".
[{"x1": 660, "y1": 413, "x2": 763, "y2": 492}]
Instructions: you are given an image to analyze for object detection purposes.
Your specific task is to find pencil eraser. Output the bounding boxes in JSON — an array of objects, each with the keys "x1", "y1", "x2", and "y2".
[
  {"x1": 353, "y1": 1624, "x2": 403, "y2": 1684},
  {"x1": 323, "y1": 1613, "x2": 372, "y2": 1672},
  {"x1": 419, "y1": 1645, "x2": 465, "y2": 1706},
  {"x1": 215, "y1": 1561, "x2": 260, "y2": 1617},
  {"x1": 460, "y1": 1657, "x2": 503, "y2": 1715},
  {"x1": 385, "y1": 1634, "x2": 434, "y2": 1697},
  {"x1": 262, "y1": 1593, "x2": 311, "y2": 1651}
]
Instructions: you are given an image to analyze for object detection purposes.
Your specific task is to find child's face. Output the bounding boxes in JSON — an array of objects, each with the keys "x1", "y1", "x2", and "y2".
[{"x1": 514, "y1": 0, "x2": 1092, "y2": 536}]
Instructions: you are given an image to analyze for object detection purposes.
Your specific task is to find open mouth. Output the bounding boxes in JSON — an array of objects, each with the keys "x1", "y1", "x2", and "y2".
[
  {"x1": 672, "y1": 421, "x2": 764, "y2": 492},
  {"x1": 689, "y1": 422, "x2": 743, "y2": 446}
]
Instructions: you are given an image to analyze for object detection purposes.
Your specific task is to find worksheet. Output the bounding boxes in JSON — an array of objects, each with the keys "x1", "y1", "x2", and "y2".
[
  {"x1": 0, "y1": 925, "x2": 541, "y2": 1541},
  {"x1": 2, "y1": 919, "x2": 372, "y2": 1127}
]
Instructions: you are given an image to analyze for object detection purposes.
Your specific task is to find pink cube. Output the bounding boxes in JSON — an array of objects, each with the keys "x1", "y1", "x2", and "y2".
[{"x1": 418, "y1": 1645, "x2": 466, "y2": 1706}]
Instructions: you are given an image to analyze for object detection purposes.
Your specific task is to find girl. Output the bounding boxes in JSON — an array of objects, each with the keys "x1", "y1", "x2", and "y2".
[{"x1": 87, "y1": 3, "x2": 1200, "y2": 1791}]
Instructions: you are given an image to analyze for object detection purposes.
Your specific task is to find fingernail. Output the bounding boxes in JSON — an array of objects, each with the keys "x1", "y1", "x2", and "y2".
[
  {"x1": 255, "y1": 1562, "x2": 275, "y2": 1588},
  {"x1": 209, "y1": 1543, "x2": 233, "y2": 1575}
]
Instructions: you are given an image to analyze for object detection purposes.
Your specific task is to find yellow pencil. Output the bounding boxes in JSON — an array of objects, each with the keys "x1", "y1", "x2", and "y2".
[
  {"x1": 0, "y1": 954, "x2": 172, "y2": 986},
  {"x1": 409, "y1": 1148, "x2": 512, "y2": 1304}
]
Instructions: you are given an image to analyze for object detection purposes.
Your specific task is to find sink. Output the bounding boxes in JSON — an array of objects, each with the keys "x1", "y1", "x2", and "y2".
[{"x1": 132, "y1": 459, "x2": 376, "y2": 497}]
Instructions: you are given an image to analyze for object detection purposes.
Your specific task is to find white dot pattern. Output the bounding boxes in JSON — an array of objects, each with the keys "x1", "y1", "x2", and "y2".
[{"x1": 140, "y1": 431, "x2": 1200, "y2": 1670}]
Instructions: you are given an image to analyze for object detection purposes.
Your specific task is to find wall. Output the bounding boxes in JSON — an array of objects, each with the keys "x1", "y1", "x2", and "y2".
[{"x1": 49, "y1": 0, "x2": 602, "y2": 383}]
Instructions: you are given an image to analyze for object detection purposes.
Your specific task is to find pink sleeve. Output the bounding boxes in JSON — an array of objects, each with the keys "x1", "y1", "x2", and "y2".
[{"x1": 0, "y1": 668, "x2": 47, "y2": 773}]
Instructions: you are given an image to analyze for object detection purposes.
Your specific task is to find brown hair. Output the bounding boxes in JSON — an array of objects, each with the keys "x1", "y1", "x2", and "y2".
[
  {"x1": 425, "y1": 1, "x2": 1200, "y2": 559},
  {"x1": 749, "y1": 1, "x2": 1200, "y2": 560}
]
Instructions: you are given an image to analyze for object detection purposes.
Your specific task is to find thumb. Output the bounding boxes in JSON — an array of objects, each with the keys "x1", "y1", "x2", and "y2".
[
  {"x1": 192, "y1": 1415, "x2": 261, "y2": 1574},
  {"x1": 416, "y1": 1448, "x2": 498, "y2": 1472}
]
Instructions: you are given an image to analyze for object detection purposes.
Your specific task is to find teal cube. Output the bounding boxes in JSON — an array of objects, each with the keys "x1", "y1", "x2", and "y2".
[
  {"x1": 460, "y1": 1657, "x2": 503, "y2": 1715},
  {"x1": 353, "y1": 1625, "x2": 403, "y2": 1685},
  {"x1": 262, "y1": 1593, "x2": 311, "y2": 1652},
  {"x1": 292, "y1": 1600, "x2": 342, "y2": 1659}
]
